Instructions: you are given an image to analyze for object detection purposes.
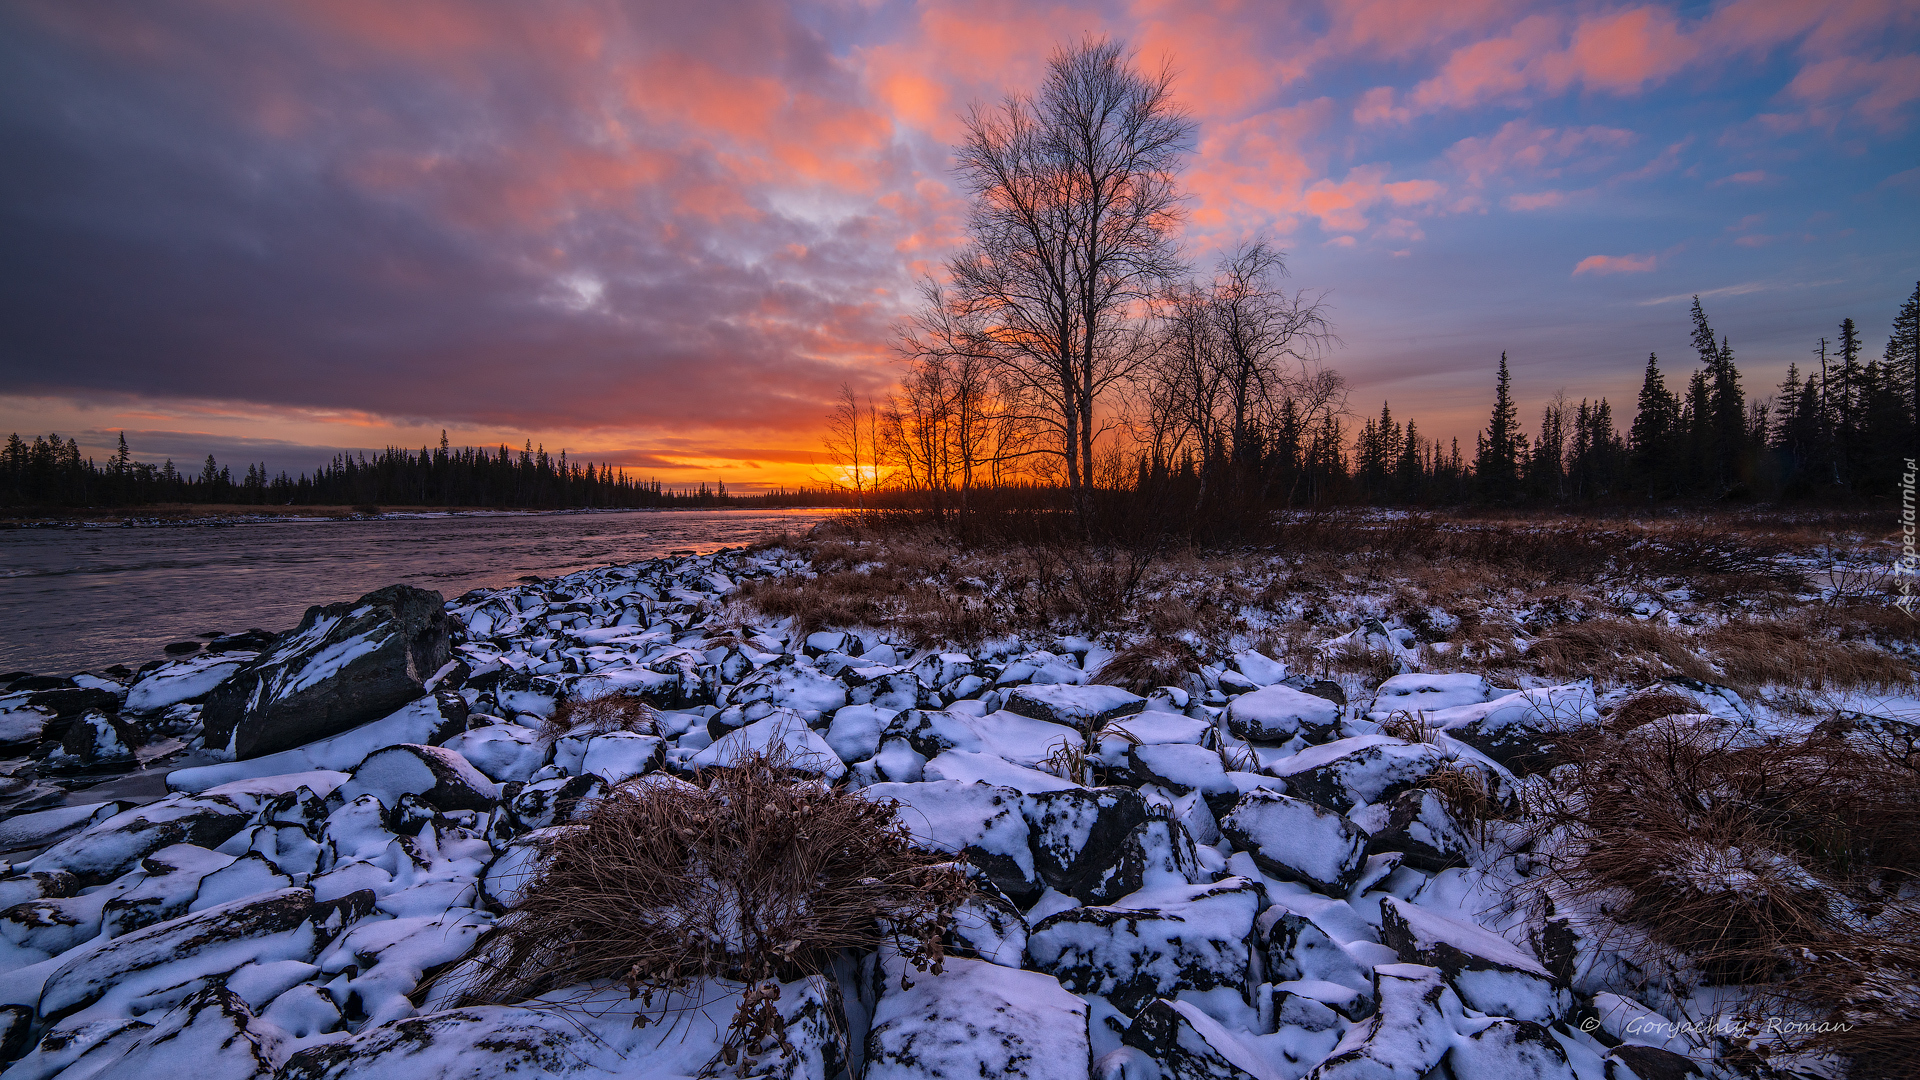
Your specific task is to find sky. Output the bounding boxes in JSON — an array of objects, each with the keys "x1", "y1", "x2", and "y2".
[{"x1": 2, "y1": 0, "x2": 1916, "y2": 493}]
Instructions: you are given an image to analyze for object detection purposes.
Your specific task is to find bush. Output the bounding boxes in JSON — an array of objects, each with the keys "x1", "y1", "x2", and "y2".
[{"x1": 455, "y1": 751, "x2": 969, "y2": 1052}]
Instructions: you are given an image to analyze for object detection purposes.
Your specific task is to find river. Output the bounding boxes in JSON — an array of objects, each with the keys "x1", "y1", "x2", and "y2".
[{"x1": 0, "y1": 508, "x2": 834, "y2": 677}]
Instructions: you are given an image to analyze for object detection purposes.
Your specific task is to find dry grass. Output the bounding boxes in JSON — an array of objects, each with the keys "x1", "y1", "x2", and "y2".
[
  {"x1": 1095, "y1": 638, "x2": 1202, "y2": 694},
  {"x1": 1417, "y1": 761, "x2": 1502, "y2": 839},
  {"x1": 455, "y1": 750, "x2": 969, "y2": 1056},
  {"x1": 1700, "y1": 620, "x2": 1913, "y2": 693},
  {"x1": 1378, "y1": 710, "x2": 1439, "y2": 743},
  {"x1": 539, "y1": 691, "x2": 661, "y2": 743},
  {"x1": 1525, "y1": 718, "x2": 1920, "y2": 1070},
  {"x1": 1603, "y1": 690, "x2": 1701, "y2": 732},
  {"x1": 1528, "y1": 618, "x2": 1716, "y2": 685}
]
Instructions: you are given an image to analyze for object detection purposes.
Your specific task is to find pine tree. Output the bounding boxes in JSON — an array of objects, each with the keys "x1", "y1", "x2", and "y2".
[
  {"x1": 1629, "y1": 353, "x2": 1680, "y2": 498},
  {"x1": 1887, "y1": 281, "x2": 1919, "y2": 449},
  {"x1": 1474, "y1": 353, "x2": 1526, "y2": 500},
  {"x1": 1710, "y1": 335, "x2": 1746, "y2": 490}
]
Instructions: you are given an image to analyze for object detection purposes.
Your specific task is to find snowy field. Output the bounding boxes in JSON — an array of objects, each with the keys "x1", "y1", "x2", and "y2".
[{"x1": 0, "y1": 514, "x2": 1911, "y2": 1080}]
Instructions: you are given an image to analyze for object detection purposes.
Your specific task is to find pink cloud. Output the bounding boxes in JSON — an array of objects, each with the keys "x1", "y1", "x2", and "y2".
[
  {"x1": 1572, "y1": 253, "x2": 1658, "y2": 275},
  {"x1": 1447, "y1": 120, "x2": 1635, "y2": 187},
  {"x1": 1505, "y1": 190, "x2": 1567, "y2": 210}
]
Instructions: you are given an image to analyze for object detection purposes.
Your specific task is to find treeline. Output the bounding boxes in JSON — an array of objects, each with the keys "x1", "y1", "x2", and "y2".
[{"x1": 0, "y1": 433, "x2": 856, "y2": 511}]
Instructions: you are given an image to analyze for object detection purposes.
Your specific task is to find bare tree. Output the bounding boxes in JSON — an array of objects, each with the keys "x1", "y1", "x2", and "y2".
[
  {"x1": 940, "y1": 37, "x2": 1194, "y2": 516},
  {"x1": 822, "y1": 383, "x2": 884, "y2": 506}
]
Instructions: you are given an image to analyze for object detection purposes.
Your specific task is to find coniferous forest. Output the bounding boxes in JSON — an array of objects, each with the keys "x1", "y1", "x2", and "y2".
[{"x1": 4, "y1": 284, "x2": 1914, "y2": 513}]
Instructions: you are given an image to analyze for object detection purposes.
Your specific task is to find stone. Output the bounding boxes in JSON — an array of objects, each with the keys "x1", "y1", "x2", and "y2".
[
  {"x1": 1122, "y1": 998, "x2": 1271, "y2": 1080},
  {"x1": 1364, "y1": 789, "x2": 1470, "y2": 873},
  {"x1": 1004, "y1": 685, "x2": 1147, "y2": 731},
  {"x1": 1308, "y1": 964, "x2": 1457, "y2": 1080},
  {"x1": 1259, "y1": 909, "x2": 1373, "y2": 1001},
  {"x1": 1024, "y1": 786, "x2": 1150, "y2": 903},
  {"x1": 200, "y1": 585, "x2": 455, "y2": 759},
  {"x1": 863, "y1": 781, "x2": 1038, "y2": 903},
  {"x1": 94, "y1": 985, "x2": 281, "y2": 1079},
  {"x1": 1443, "y1": 1018, "x2": 1575, "y2": 1079},
  {"x1": 1266, "y1": 736, "x2": 1449, "y2": 814},
  {"x1": 1430, "y1": 686, "x2": 1596, "y2": 776},
  {"x1": 336, "y1": 744, "x2": 499, "y2": 812},
  {"x1": 1219, "y1": 792, "x2": 1367, "y2": 897},
  {"x1": 1377, "y1": 898, "x2": 1570, "y2": 1023},
  {"x1": 1027, "y1": 877, "x2": 1265, "y2": 1016},
  {"x1": 1225, "y1": 685, "x2": 1341, "y2": 743},
  {"x1": 27, "y1": 795, "x2": 251, "y2": 886},
  {"x1": 865, "y1": 956, "x2": 1090, "y2": 1080},
  {"x1": 1128, "y1": 743, "x2": 1234, "y2": 800},
  {"x1": 1604, "y1": 1044, "x2": 1705, "y2": 1080}
]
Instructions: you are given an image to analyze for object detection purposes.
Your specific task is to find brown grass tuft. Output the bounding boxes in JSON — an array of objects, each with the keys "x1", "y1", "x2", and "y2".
[
  {"x1": 1525, "y1": 718, "x2": 1920, "y2": 1069},
  {"x1": 540, "y1": 692, "x2": 661, "y2": 744},
  {"x1": 1604, "y1": 690, "x2": 1701, "y2": 732},
  {"x1": 1095, "y1": 638, "x2": 1202, "y2": 694},
  {"x1": 1528, "y1": 618, "x2": 1715, "y2": 685},
  {"x1": 455, "y1": 750, "x2": 969, "y2": 1056}
]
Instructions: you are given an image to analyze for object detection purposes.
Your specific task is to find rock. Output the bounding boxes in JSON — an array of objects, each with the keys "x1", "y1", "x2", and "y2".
[
  {"x1": 1225, "y1": 685, "x2": 1342, "y2": 744},
  {"x1": 825, "y1": 703, "x2": 897, "y2": 763},
  {"x1": 27, "y1": 795, "x2": 251, "y2": 886},
  {"x1": 99, "y1": 843, "x2": 238, "y2": 938},
  {"x1": 1443, "y1": 1018, "x2": 1574, "y2": 1079},
  {"x1": 578, "y1": 731, "x2": 664, "y2": 784},
  {"x1": 1377, "y1": 898, "x2": 1569, "y2": 1023},
  {"x1": 505, "y1": 774, "x2": 604, "y2": 831},
  {"x1": 1605, "y1": 1044, "x2": 1704, "y2": 1080},
  {"x1": 200, "y1": 584, "x2": 455, "y2": 759},
  {"x1": 1024, "y1": 787, "x2": 1150, "y2": 903},
  {"x1": 46, "y1": 710, "x2": 139, "y2": 768},
  {"x1": 1367, "y1": 673, "x2": 1494, "y2": 719},
  {"x1": 0, "y1": 1003, "x2": 29, "y2": 1063},
  {"x1": 38, "y1": 887, "x2": 318, "y2": 1022},
  {"x1": 1004, "y1": 685, "x2": 1146, "y2": 731},
  {"x1": 1308, "y1": 964, "x2": 1458, "y2": 1080},
  {"x1": 1122, "y1": 998, "x2": 1272, "y2": 1080},
  {"x1": 1431, "y1": 685, "x2": 1596, "y2": 776},
  {"x1": 337, "y1": 744, "x2": 500, "y2": 811},
  {"x1": 25, "y1": 686, "x2": 123, "y2": 718},
  {"x1": 885, "y1": 709, "x2": 1084, "y2": 768},
  {"x1": 866, "y1": 956, "x2": 1090, "y2": 1080},
  {"x1": 948, "y1": 883, "x2": 1028, "y2": 968},
  {"x1": 725, "y1": 664, "x2": 848, "y2": 720},
  {"x1": 1259, "y1": 908, "x2": 1373, "y2": 1001},
  {"x1": 1219, "y1": 792, "x2": 1367, "y2": 897},
  {"x1": 1364, "y1": 789, "x2": 1469, "y2": 872},
  {"x1": 863, "y1": 781, "x2": 1038, "y2": 903},
  {"x1": 1026, "y1": 877, "x2": 1264, "y2": 1016},
  {"x1": 1128, "y1": 743, "x2": 1234, "y2": 800},
  {"x1": 436, "y1": 724, "x2": 547, "y2": 783},
  {"x1": 0, "y1": 700, "x2": 51, "y2": 754},
  {"x1": 689, "y1": 712, "x2": 846, "y2": 778},
  {"x1": 124, "y1": 653, "x2": 257, "y2": 714},
  {"x1": 1265, "y1": 736, "x2": 1448, "y2": 814},
  {"x1": 6, "y1": 1018, "x2": 153, "y2": 1080},
  {"x1": 93, "y1": 985, "x2": 281, "y2": 1079},
  {"x1": 0, "y1": 802, "x2": 128, "y2": 856},
  {"x1": 166, "y1": 695, "x2": 468, "y2": 794},
  {"x1": 1296, "y1": 679, "x2": 1346, "y2": 706},
  {"x1": 843, "y1": 666, "x2": 931, "y2": 711}
]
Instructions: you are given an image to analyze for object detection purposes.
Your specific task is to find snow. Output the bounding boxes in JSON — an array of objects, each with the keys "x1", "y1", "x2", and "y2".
[
  {"x1": 1367, "y1": 673, "x2": 1494, "y2": 718},
  {"x1": 688, "y1": 712, "x2": 845, "y2": 778},
  {"x1": 924, "y1": 750, "x2": 1081, "y2": 793},
  {"x1": 167, "y1": 697, "x2": 453, "y2": 792},
  {"x1": 1228, "y1": 684, "x2": 1343, "y2": 743},
  {"x1": 866, "y1": 955, "x2": 1090, "y2": 1080},
  {"x1": 124, "y1": 653, "x2": 255, "y2": 713}
]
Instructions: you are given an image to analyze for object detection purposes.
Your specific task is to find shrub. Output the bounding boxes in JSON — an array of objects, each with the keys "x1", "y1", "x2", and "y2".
[
  {"x1": 455, "y1": 751, "x2": 970, "y2": 1054},
  {"x1": 1095, "y1": 637, "x2": 1201, "y2": 694}
]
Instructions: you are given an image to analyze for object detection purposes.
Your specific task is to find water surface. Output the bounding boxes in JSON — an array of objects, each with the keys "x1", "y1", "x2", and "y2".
[{"x1": 0, "y1": 509, "x2": 831, "y2": 676}]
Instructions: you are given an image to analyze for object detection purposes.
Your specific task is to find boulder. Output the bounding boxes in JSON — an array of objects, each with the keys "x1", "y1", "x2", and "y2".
[
  {"x1": 578, "y1": 731, "x2": 665, "y2": 784},
  {"x1": 865, "y1": 956, "x2": 1090, "y2": 1080},
  {"x1": 1225, "y1": 685, "x2": 1341, "y2": 743},
  {"x1": 337, "y1": 744, "x2": 499, "y2": 812},
  {"x1": 27, "y1": 795, "x2": 251, "y2": 886},
  {"x1": 1026, "y1": 877, "x2": 1264, "y2": 1016},
  {"x1": 824, "y1": 703, "x2": 897, "y2": 763},
  {"x1": 1122, "y1": 998, "x2": 1273, "y2": 1080},
  {"x1": 89, "y1": 985, "x2": 282, "y2": 1079},
  {"x1": 947, "y1": 884, "x2": 1028, "y2": 969},
  {"x1": 200, "y1": 585, "x2": 454, "y2": 759},
  {"x1": 1308, "y1": 964, "x2": 1457, "y2": 1080},
  {"x1": 1128, "y1": 743, "x2": 1234, "y2": 800},
  {"x1": 1259, "y1": 908, "x2": 1373, "y2": 1001},
  {"x1": 1364, "y1": 789, "x2": 1470, "y2": 872},
  {"x1": 38, "y1": 887, "x2": 319, "y2": 1022},
  {"x1": 1219, "y1": 792, "x2": 1367, "y2": 897},
  {"x1": 504, "y1": 774, "x2": 604, "y2": 832},
  {"x1": 1377, "y1": 898, "x2": 1569, "y2": 1023},
  {"x1": 1004, "y1": 685, "x2": 1146, "y2": 731},
  {"x1": 1266, "y1": 736, "x2": 1448, "y2": 814},
  {"x1": 1367, "y1": 673, "x2": 1494, "y2": 719},
  {"x1": 437, "y1": 724, "x2": 547, "y2": 784},
  {"x1": 1443, "y1": 1018, "x2": 1575, "y2": 1080},
  {"x1": 1605, "y1": 1044, "x2": 1705, "y2": 1080},
  {"x1": 1023, "y1": 787, "x2": 1150, "y2": 903},
  {"x1": 689, "y1": 713, "x2": 845, "y2": 779},
  {"x1": 863, "y1": 781, "x2": 1037, "y2": 903},
  {"x1": 1431, "y1": 686, "x2": 1596, "y2": 776}
]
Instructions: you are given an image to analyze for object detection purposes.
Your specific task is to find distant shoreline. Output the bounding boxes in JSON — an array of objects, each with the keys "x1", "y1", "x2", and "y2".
[{"x1": 0, "y1": 503, "x2": 844, "y2": 529}]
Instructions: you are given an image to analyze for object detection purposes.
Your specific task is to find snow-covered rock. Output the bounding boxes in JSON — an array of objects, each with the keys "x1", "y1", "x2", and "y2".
[
  {"x1": 1027, "y1": 877, "x2": 1265, "y2": 1015},
  {"x1": 1366, "y1": 673, "x2": 1494, "y2": 719},
  {"x1": 1307, "y1": 964, "x2": 1458, "y2": 1080},
  {"x1": 1377, "y1": 897, "x2": 1570, "y2": 1023},
  {"x1": 201, "y1": 585, "x2": 455, "y2": 759},
  {"x1": 1003, "y1": 685, "x2": 1146, "y2": 731},
  {"x1": 864, "y1": 780, "x2": 1037, "y2": 902},
  {"x1": 1430, "y1": 685, "x2": 1596, "y2": 776},
  {"x1": 336, "y1": 744, "x2": 500, "y2": 812},
  {"x1": 1219, "y1": 792, "x2": 1367, "y2": 897},
  {"x1": 1225, "y1": 685, "x2": 1341, "y2": 744},
  {"x1": 1123, "y1": 997, "x2": 1278, "y2": 1080},
  {"x1": 167, "y1": 695, "x2": 469, "y2": 793},
  {"x1": 1024, "y1": 786, "x2": 1150, "y2": 903},
  {"x1": 865, "y1": 956, "x2": 1089, "y2": 1080},
  {"x1": 26, "y1": 795, "x2": 252, "y2": 887},
  {"x1": 1364, "y1": 789, "x2": 1469, "y2": 873},
  {"x1": 689, "y1": 712, "x2": 845, "y2": 778}
]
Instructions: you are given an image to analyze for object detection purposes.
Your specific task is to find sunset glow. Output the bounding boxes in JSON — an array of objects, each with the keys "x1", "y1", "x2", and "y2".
[{"x1": 2, "y1": 0, "x2": 1915, "y2": 492}]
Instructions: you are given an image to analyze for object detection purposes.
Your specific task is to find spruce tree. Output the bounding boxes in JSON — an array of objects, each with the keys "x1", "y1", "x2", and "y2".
[
  {"x1": 1710, "y1": 335, "x2": 1746, "y2": 490},
  {"x1": 1474, "y1": 353, "x2": 1525, "y2": 500},
  {"x1": 1887, "y1": 281, "x2": 1919, "y2": 448},
  {"x1": 1629, "y1": 353, "x2": 1679, "y2": 498}
]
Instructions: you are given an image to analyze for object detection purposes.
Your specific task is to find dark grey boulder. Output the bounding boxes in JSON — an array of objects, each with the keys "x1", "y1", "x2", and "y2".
[
  {"x1": 1122, "y1": 998, "x2": 1262, "y2": 1080},
  {"x1": 200, "y1": 585, "x2": 454, "y2": 759},
  {"x1": 1604, "y1": 1044, "x2": 1705, "y2": 1080},
  {"x1": 336, "y1": 744, "x2": 498, "y2": 813},
  {"x1": 1378, "y1": 897, "x2": 1570, "y2": 1023},
  {"x1": 1004, "y1": 684, "x2": 1146, "y2": 731},
  {"x1": 1443, "y1": 1018, "x2": 1575, "y2": 1079},
  {"x1": 1027, "y1": 877, "x2": 1264, "y2": 1016},
  {"x1": 27, "y1": 795, "x2": 251, "y2": 887},
  {"x1": 1219, "y1": 791, "x2": 1368, "y2": 896},
  {"x1": 1365, "y1": 788, "x2": 1470, "y2": 872},
  {"x1": 0, "y1": 1003, "x2": 29, "y2": 1064},
  {"x1": 1023, "y1": 786, "x2": 1149, "y2": 903}
]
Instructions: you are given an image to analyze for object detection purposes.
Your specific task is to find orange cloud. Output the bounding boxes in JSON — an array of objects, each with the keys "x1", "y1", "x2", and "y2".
[{"x1": 1572, "y1": 253, "x2": 1657, "y2": 275}]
